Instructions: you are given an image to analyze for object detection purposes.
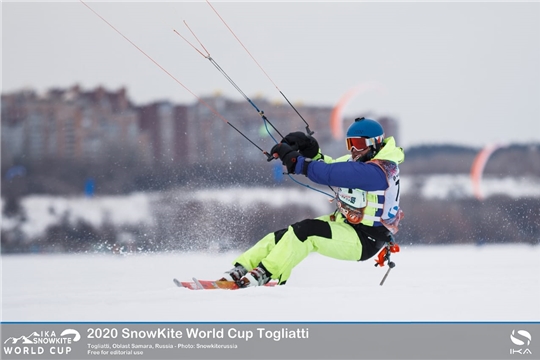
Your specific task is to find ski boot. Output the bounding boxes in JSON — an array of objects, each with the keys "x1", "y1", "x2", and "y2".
[
  {"x1": 238, "y1": 266, "x2": 270, "y2": 288},
  {"x1": 219, "y1": 263, "x2": 247, "y2": 282}
]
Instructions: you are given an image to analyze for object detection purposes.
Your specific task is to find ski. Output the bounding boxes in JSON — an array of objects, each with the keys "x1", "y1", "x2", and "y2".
[
  {"x1": 173, "y1": 278, "x2": 199, "y2": 290},
  {"x1": 173, "y1": 277, "x2": 278, "y2": 290}
]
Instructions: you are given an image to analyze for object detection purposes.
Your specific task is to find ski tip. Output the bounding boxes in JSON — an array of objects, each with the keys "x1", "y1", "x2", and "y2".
[
  {"x1": 192, "y1": 277, "x2": 204, "y2": 290},
  {"x1": 173, "y1": 279, "x2": 187, "y2": 287},
  {"x1": 173, "y1": 278, "x2": 200, "y2": 290}
]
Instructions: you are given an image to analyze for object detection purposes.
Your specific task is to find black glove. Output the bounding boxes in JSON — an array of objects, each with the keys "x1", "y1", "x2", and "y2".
[
  {"x1": 270, "y1": 142, "x2": 300, "y2": 174},
  {"x1": 283, "y1": 132, "x2": 320, "y2": 158}
]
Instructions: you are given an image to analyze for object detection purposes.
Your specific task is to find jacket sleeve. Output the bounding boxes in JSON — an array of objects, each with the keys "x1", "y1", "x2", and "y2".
[{"x1": 295, "y1": 156, "x2": 388, "y2": 191}]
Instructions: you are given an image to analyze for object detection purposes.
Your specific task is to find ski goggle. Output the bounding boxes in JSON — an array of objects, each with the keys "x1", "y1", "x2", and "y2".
[{"x1": 345, "y1": 136, "x2": 383, "y2": 151}]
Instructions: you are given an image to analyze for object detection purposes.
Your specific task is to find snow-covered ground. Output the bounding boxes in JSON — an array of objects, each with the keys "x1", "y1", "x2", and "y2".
[{"x1": 2, "y1": 244, "x2": 539, "y2": 322}]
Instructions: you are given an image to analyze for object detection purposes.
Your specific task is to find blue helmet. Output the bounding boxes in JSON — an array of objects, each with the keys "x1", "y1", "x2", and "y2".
[
  {"x1": 346, "y1": 117, "x2": 384, "y2": 139},
  {"x1": 345, "y1": 117, "x2": 385, "y2": 161},
  {"x1": 346, "y1": 117, "x2": 384, "y2": 150}
]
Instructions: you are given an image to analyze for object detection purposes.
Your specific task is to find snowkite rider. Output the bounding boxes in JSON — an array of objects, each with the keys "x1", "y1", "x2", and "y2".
[{"x1": 221, "y1": 117, "x2": 405, "y2": 287}]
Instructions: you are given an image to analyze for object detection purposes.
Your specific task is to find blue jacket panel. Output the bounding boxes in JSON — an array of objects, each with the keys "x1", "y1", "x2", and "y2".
[{"x1": 294, "y1": 156, "x2": 388, "y2": 191}]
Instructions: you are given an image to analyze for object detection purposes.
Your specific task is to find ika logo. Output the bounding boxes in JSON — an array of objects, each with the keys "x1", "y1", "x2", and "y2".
[
  {"x1": 3, "y1": 329, "x2": 79, "y2": 356},
  {"x1": 510, "y1": 330, "x2": 532, "y2": 355}
]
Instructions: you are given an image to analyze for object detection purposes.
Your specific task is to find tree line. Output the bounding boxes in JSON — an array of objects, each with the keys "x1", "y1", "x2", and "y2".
[{"x1": 2, "y1": 143, "x2": 539, "y2": 253}]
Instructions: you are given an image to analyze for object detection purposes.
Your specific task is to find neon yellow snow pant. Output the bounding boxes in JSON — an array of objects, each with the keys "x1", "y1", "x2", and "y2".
[{"x1": 233, "y1": 214, "x2": 362, "y2": 284}]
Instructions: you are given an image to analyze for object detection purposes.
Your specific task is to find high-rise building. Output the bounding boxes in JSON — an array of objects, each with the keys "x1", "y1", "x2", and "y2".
[
  {"x1": 137, "y1": 101, "x2": 188, "y2": 165},
  {"x1": 1, "y1": 85, "x2": 148, "y2": 165}
]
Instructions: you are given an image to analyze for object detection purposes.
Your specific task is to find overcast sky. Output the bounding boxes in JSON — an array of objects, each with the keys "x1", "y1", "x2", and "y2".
[{"x1": 3, "y1": 1, "x2": 540, "y2": 148}]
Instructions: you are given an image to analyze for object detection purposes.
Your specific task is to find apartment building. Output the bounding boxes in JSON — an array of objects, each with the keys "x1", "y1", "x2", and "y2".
[
  {"x1": 2, "y1": 86, "x2": 149, "y2": 166},
  {"x1": 137, "y1": 101, "x2": 188, "y2": 165}
]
